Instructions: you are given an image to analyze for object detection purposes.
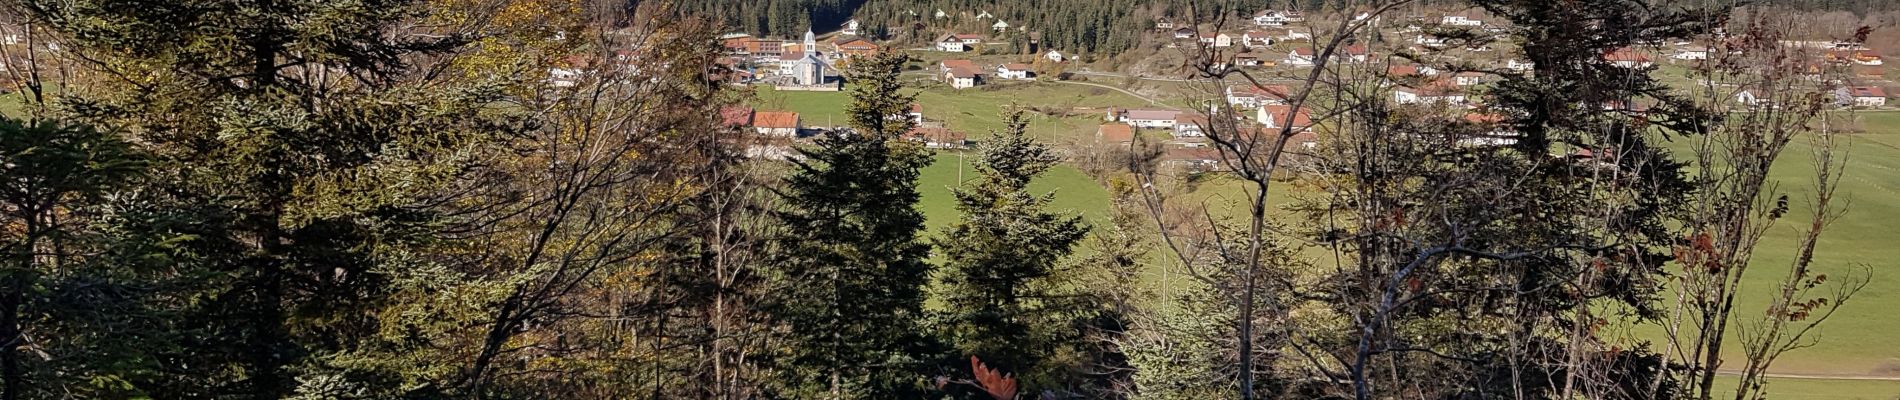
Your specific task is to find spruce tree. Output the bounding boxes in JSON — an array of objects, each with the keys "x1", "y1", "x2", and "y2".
[
  {"x1": 766, "y1": 52, "x2": 936, "y2": 399},
  {"x1": 935, "y1": 110, "x2": 1089, "y2": 385}
]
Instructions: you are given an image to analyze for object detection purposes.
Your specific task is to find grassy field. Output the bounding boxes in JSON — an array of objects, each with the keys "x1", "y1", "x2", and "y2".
[
  {"x1": 916, "y1": 152, "x2": 1113, "y2": 235},
  {"x1": 754, "y1": 79, "x2": 1158, "y2": 143}
]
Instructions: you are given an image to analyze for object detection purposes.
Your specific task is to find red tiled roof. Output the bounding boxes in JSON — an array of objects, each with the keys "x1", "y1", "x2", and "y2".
[
  {"x1": 947, "y1": 66, "x2": 980, "y2": 79},
  {"x1": 753, "y1": 111, "x2": 799, "y2": 129},
  {"x1": 1260, "y1": 105, "x2": 1313, "y2": 128},
  {"x1": 940, "y1": 59, "x2": 978, "y2": 71},
  {"x1": 1604, "y1": 47, "x2": 1650, "y2": 63},
  {"x1": 721, "y1": 106, "x2": 755, "y2": 127},
  {"x1": 1849, "y1": 86, "x2": 1887, "y2": 98}
]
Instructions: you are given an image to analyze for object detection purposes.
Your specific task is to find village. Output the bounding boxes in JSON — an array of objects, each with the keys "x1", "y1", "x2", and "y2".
[{"x1": 666, "y1": 7, "x2": 1894, "y2": 175}]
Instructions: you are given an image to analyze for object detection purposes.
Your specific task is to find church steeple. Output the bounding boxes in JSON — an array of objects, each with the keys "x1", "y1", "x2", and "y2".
[{"x1": 803, "y1": 28, "x2": 816, "y2": 51}]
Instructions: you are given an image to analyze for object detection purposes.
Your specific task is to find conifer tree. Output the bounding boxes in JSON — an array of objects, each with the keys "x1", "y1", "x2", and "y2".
[
  {"x1": 766, "y1": 52, "x2": 936, "y2": 399},
  {"x1": 935, "y1": 109, "x2": 1089, "y2": 386}
]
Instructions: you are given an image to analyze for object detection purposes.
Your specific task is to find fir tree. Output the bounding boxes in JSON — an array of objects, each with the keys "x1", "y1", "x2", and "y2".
[
  {"x1": 934, "y1": 109, "x2": 1089, "y2": 387},
  {"x1": 766, "y1": 52, "x2": 937, "y2": 399}
]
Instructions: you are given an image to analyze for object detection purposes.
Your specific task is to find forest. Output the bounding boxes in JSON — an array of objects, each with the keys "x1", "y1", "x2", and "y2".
[{"x1": 0, "y1": 0, "x2": 1879, "y2": 399}]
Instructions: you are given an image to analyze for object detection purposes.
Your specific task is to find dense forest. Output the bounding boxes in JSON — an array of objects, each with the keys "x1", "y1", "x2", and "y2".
[{"x1": 0, "y1": 0, "x2": 1875, "y2": 398}]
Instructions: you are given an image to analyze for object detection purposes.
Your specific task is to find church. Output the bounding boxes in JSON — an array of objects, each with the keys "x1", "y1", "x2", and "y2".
[{"x1": 789, "y1": 29, "x2": 828, "y2": 87}]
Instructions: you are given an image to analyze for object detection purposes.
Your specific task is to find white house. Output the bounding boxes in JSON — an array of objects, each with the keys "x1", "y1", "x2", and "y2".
[
  {"x1": 1840, "y1": 86, "x2": 1888, "y2": 107},
  {"x1": 957, "y1": 34, "x2": 985, "y2": 44},
  {"x1": 1284, "y1": 48, "x2": 1316, "y2": 66},
  {"x1": 1173, "y1": 27, "x2": 1197, "y2": 40},
  {"x1": 1672, "y1": 47, "x2": 1709, "y2": 61},
  {"x1": 1045, "y1": 50, "x2": 1066, "y2": 63},
  {"x1": 1255, "y1": 105, "x2": 1313, "y2": 132},
  {"x1": 992, "y1": 20, "x2": 1011, "y2": 32},
  {"x1": 935, "y1": 9, "x2": 948, "y2": 19},
  {"x1": 841, "y1": 19, "x2": 861, "y2": 36},
  {"x1": 1173, "y1": 114, "x2": 1209, "y2": 137},
  {"x1": 753, "y1": 111, "x2": 801, "y2": 137},
  {"x1": 1452, "y1": 72, "x2": 1490, "y2": 86},
  {"x1": 1226, "y1": 84, "x2": 1290, "y2": 108},
  {"x1": 1505, "y1": 59, "x2": 1534, "y2": 72},
  {"x1": 1243, "y1": 30, "x2": 1277, "y2": 47},
  {"x1": 946, "y1": 67, "x2": 981, "y2": 89},
  {"x1": 1441, "y1": 12, "x2": 1483, "y2": 27},
  {"x1": 1414, "y1": 34, "x2": 1448, "y2": 47},
  {"x1": 1235, "y1": 53, "x2": 1263, "y2": 67},
  {"x1": 1254, "y1": 10, "x2": 1293, "y2": 26},
  {"x1": 1735, "y1": 88, "x2": 1768, "y2": 107},
  {"x1": 1155, "y1": 17, "x2": 1176, "y2": 30},
  {"x1": 1280, "y1": 29, "x2": 1312, "y2": 41},
  {"x1": 935, "y1": 33, "x2": 975, "y2": 52},
  {"x1": 547, "y1": 67, "x2": 582, "y2": 87},
  {"x1": 1605, "y1": 48, "x2": 1653, "y2": 68},
  {"x1": 1115, "y1": 109, "x2": 1182, "y2": 129},
  {"x1": 996, "y1": 63, "x2": 1034, "y2": 80},
  {"x1": 976, "y1": 10, "x2": 994, "y2": 19},
  {"x1": 1198, "y1": 33, "x2": 1234, "y2": 48},
  {"x1": 1393, "y1": 84, "x2": 1467, "y2": 105}
]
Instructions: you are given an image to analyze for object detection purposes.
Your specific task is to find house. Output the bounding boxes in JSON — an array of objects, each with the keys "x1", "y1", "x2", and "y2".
[
  {"x1": 1505, "y1": 59, "x2": 1534, "y2": 72},
  {"x1": 1826, "y1": 49, "x2": 1884, "y2": 66},
  {"x1": 1162, "y1": 147, "x2": 1224, "y2": 173},
  {"x1": 1839, "y1": 86, "x2": 1887, "y2": 107},
  {"x1": 935, "y1": 33, "x2": 971, "y2": 52},
  {"x1": 1734, "y1": 88, "x2": 1767, "y2": 107},
  {"x1": 1393, "y1": 83, "x2": 1467, "y2": 105},
  {"x1": 1459, "y1": 113, "x2": 1520, "y2": 146},
  {"x1": 1280, "y1": 29, "x2": 1312, "y2": 41},
  {"x1": 946, "y1": 67, "x2": 982, "y2": 89},
  {"x1": 906, "y1": 127, "x2": 968, "y2": 148},
  {"x1": 1451, "y1": 71, "x2": 1491, "y2": 86},
  {"x1": 1112, "y1": 109, "x2": 1182, "y2": 129},
  {"x1": 1340, "y1": 45, "x2": 1371, "y2": 63},
  {"x1": 1098, "y1": 123, "x2": 1136, "y2": 145},
  {"x1": 1285, "y1": 48, "x2": 1316, "y2": 66},
  {"x1": 753, "y1": 111, "x2": 800, "y2": 137},
  {"x1": 1255, "y1": 105, "x2": 1314, "y2": 132},
  {"x1": 1226, "y1": 84, "x2": 1291, "y2": 108},
  {"x1": 721, "y1": 35, "x2": 755, "y2": 55},
  {"x1": 976, "y1": 10, "x2": 994, "y2": 19},
  {"x1": 1414, "y1": 34, "x2": 1448, "y2": 47},
  {"x1": 1672, "y1": 47, "x2": 1710, "y2": 61},
  {"x1": 956, "y1": 34, "x2": 986, "y2": 44},
  {"x1": 1253, "y1": 10, "x2": 1302, "y2": 26},
  {"x1": 1173, "y1": 27, "x2": 1197, "y2": 40},
  {"x1": 1235, "y1": 53, "x2": 1263, "y2": 67},
  {"x1": 1199, "y1": 33, "x2": 1235, "y2": 48},
  {"x1": 935, "y1": 8, "x2": 948, "y2": 19},
  {"x1": 1173, "y1": 114, "x2": 1209, "y2": 137},
  {"x1": 744, "y1": 39, "x2": 784, "y2": 59},
  {"x1": 1242, "y1": 30, "x2": 1277, "y2": 47},
  {"x1": 997, "y1": 63, "x2": 1034, "y2": 80},
  {"x1": 841, "y1": 19, "x2": 861, "y2": 36},
  {"x1": 1045, "y1": 50, "x2": 1066, "y2": 63},
  {"x1": 909, "y1": 104, "x2": 925, "y2": 124},
  {"x1": 1155, "y1": 17, "x2": 1176, "y2": 30},
  {"x1": 832, "y1": 37, "x2": 880, "y2": 58},
  {"x1": 1386, "y1": 64, "x2": 1439, "y2": 78},
  {"x1": 993, "y1": 20, "x2": 1011, "y2": 32},
  {"x1": 1604, "y1": 47, "x2": 1652, "y2": 68},
  {"x1": 1441, "y1": 11, "x2": 1484, "y2": 27}
]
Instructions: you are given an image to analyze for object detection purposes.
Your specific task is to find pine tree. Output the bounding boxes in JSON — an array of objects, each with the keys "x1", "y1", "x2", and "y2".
[
  {"x1": 934, "y1": 109, "x2": 1089, "y2": 387},
  {"x1": 766, "y1": 52, "x2": 937, "y2": 399}
]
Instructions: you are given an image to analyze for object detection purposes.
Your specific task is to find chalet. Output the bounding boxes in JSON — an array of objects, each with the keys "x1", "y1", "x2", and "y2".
[
  {"x1": 997, "y1": 63, "x2": 1034, "y2": 80},
  {"x1": 993, "y1": 20, "x2": 1011, "y2": 32},
  {"x1": 946, "y1": 67, "x2": 982, "y2": 89},
  {"x1": 1173, "y1": 27, "x2": 1197, "y2": 40},
  {"x1": 1097, "y1": 123, "x2": 1136, "y2": 145},
  {"x1": 1281, "y1": 29, "x2": 1312, "y2": 41},
  {"x1": 841, "y1": 19, "x2": 861, "y2": 36},
  {"x1": 1285, "y1": 48, "x2": 1316, "y2": 66},
  {"x1": 1414, "y1": 34, "x2": 1448, "y2": 47},
  {"x1": 935, "y1": 34, "x2": 967, "y2": 52},
  {"x1": 1155, "y1": 17, "x2": 1176, "y2": 30},
  {"x1": 753, "y1": 111, "x2": 800, "y2": 137},
  {"x1": 1604, "y1": 48, "x2": 1652, "y2": 68},
  {"x1": 976, "y1": 10, "x2": 994, "y2": 19},
  {"x1": 1393, "y1": 83, "x2": 1467, "y2": 105},
  {"x1": 1242, "y1": 30, "x2": 1277, "y2": 47},
  {"x1": 906, "y1": 127, "x2": 968, "y2": 149},
  {"x1": 1226, "y1": 84, "x2": 1291, "y2": 108},
  {"x1": 1505, "y1": 59, "x2": 1534, "y2": 72},
  {"x1": 1255, "y1": 105, "x2": 1314, "y2": 133},
  {"x1": 1839, "y1": 86, "x2": 1888, "y2": 107},
  {"x1": 956, "y1": 34, "x2": 986, "y2": 44},
  {"x1": 1045, "y1": 50, "x2": 1067, "y2": 63},
  {"x1": 1441, "y1": 10, "x2": 1484, "y2": 27},
  {"x1": 832, "y1": 37, "x2": 880, "y2": 58}
]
